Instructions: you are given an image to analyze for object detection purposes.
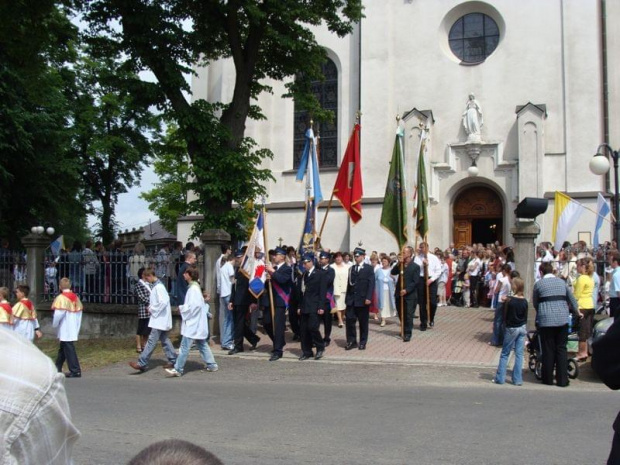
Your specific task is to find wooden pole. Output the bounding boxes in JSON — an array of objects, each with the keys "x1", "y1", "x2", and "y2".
[
  {"x1": 262, "y1": 204, "x2": 276, "y2": 325},
  {"x1": 316, "y1": 192, "x2": 335, "y2": 250},
  {"x1": 399, "y1": 258, "x2": 405, "y2": 340},
  {"x1": 424, "y1": 261, "x2": 430, "y2": 324}
]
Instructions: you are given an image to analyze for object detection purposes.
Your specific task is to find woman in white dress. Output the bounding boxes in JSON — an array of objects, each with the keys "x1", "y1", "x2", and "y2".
[
  {"x1": 330, "y1": 252, "x2": 350, "y2": 328},
  {"x1": 374, "y1": 255, "x2": 397, "y2": 327}
]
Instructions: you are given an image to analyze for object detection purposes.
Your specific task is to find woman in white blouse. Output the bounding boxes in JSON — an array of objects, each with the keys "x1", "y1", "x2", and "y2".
[
  {"x1": 330, "y1": 252, "x2": 350, "y2": 328},
  {"x1": 374, "y1": 255, "x2": 397, "y2": 326}
]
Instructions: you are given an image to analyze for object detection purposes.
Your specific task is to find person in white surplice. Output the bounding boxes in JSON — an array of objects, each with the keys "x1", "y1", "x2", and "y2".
[{"x1": 166, "y1": 266, "x2": 218, "y2": 377}]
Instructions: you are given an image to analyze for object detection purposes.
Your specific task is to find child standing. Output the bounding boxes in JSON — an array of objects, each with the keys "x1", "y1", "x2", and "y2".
[
  {"x1": 166, "y1": 266, "x2": 218, "y2": 377},
  {"x1": 438, "y1": 256, "x2": 449, "y2": 307},
  {"x1": 129, "y1": 269, "x2": 177, "y2": 372},
  {"x1": 12, "y1": 285, "x2": 42, "y2": 340},
  {"x1": 493, "y1": 277, "x2": 528, "y2": 386},
  {"x1": 0, "y1": 287, "x2": 14, "y2": 328},
  {"x1": 462, "y1": 273, "x2": 471, "y2": 308},
  {"x1": 52, "y1": 278, "x2": 84, "y2": 378}
]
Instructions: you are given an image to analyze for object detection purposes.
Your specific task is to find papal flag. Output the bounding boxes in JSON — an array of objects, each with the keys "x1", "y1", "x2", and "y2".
[
  {"x1": 333, "y1": 123, "x2": 363, "y2": 223},
  {"x1": 593, "y1": 192, "x2": 611, "y2": 248},
  {"x1": 241, "y1": 210, "x2": 266, "y2": 298},
  {"x1": 552, "y1": 191, "x2": 585, "y2": 250},
  {"x1": 50, "y1": 235, "x2": 65, "y2": 257},
  {"x1": 413, "y1": 130, "x2": 429, "y2": 240},
  {"x1": 380, "y1": 127, "x2": 408, "y2": 248}
]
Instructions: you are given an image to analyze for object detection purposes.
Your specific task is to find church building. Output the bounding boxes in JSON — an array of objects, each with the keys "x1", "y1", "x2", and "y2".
[{"x1": 178, "y1": 0, "x2": 620, "y2": 253}]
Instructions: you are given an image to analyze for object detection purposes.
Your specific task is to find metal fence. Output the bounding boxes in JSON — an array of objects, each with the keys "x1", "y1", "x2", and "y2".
[
  {"x1": 0, "y1": 249, "x2": 27, "y2": 291},
  {"x1": 41, "y1": 250, "x2": 204, "y2": 305}
]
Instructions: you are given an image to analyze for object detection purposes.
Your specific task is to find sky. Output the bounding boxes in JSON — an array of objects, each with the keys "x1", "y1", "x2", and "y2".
[{"x1": 87, "y1": 165, "x2": 160, "y2": 234}]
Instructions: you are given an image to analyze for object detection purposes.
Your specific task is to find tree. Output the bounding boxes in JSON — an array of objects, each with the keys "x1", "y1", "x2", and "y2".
[
  {"x1": 0, "y1": 0, "x2": 90, "y2": 245},
  {"x1": 68, "y1": 52, "x2": 162, "y2": 246},
  {"x1": 140, "y1": 125, "x2": 190, "y2": 235},
  {"x1": 79, "y1": 0, "x2": 363, "y2": 238}
]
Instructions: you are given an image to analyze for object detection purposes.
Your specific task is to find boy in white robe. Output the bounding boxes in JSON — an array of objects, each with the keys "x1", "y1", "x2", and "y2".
[
  {"x1": 12, "y1": 285, "x2": 42, "y2": 341},
  {"x1": 166, "y1": 266, "x2": 218, "y2": 377},
  {"x1": 52, "y1": 278, "x2": 84, "y2": 378},
  {"x1": 0, "y1": 287, "x2": 14, "y2": 328},
  {"x1": 129, "y1": 269, "x2": 177, "y2": 372}
]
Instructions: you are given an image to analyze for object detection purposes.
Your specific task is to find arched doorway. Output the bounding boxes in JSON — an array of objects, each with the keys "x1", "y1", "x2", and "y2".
[{"x1": 453, "y1": 186, "x2": 503, "y2": 247}]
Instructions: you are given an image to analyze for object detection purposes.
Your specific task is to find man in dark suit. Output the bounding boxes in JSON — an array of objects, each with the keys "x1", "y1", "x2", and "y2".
[
  {"x1": 263, "y1": 247, "x2": 293, "y2": 361},
  {"x1": 298, "y1": 253, "x2": 327, "y2": 360},
  {"x1": 345, "y1": 247, "x2": 375, "y2": 350},
  {"x1": 288, "y1": 266, "x2": 302, "y2": 341},
  {"x1": 391, "y1": 246, "x2": 420, "y2": 342},
  {"x1": 318, "y1": 251, "x2": 335, "y2": 347},
  {"x1": 228, "y1": 250, "x2": 260, "y2": 354}
]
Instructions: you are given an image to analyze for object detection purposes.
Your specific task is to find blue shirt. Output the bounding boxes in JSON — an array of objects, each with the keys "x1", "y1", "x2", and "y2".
[{"x1": 610, "y1": 267, "x2": 620, "y2": 298}]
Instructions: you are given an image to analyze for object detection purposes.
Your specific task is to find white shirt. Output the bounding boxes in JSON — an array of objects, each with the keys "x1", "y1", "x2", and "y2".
[
  {"x1": 414, "y1": 253, "x2": 442, "y2": 281},
  {"x1": 148, "y1": 280, "x2": 172, "y2": 331},
  {"x1": 52, "y1": 292, "x2": 82, "y2": 342},
  {"x1": 0, "y1": 328, "x2": 80, "y2": 464},
  {"x1": 467, "y1": 257, "x2": 481, "y2": 277},
  {"x1": 179, "y1": 282, "x2": 209, "y2": 340},
  {"x1": 219, "y1": 261, "x2": 235, "y2": 297}
]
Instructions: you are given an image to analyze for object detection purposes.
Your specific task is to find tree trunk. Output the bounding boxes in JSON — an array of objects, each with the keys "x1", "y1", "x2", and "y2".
[{"x1": 100, "y1": 198, "x2": 114, "y2": 246}]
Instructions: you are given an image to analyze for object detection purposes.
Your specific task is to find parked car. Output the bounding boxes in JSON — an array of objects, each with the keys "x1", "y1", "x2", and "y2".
[{"x1": 588, "y1": 317, "x2": 614, "y2": 356}]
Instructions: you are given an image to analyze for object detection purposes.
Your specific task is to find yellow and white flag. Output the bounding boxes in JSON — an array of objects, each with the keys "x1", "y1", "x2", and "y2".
[{"x1": 552, "y1": 192, "x2": 585, "y2": 250}]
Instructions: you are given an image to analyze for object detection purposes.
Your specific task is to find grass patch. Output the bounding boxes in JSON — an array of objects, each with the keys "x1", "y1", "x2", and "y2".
[{"x1": 34, "y1": 331, "x2": 183, "y2": 371}]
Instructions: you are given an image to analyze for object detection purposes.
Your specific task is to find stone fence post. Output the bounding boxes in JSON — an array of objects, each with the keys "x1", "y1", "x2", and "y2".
[
  {"x1": 21, "y1": 233, "x2": 49, "y2": 305},
  {"x1": 510, "y1": 221, "x2": 540, "y2": 329},
  {"x1": 200, "y1": 229, "x2": 231, "y2": 337}
]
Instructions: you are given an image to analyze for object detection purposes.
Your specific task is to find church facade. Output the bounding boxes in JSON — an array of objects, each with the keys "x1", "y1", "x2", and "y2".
[{"x1": 178, "y1": 0, "x2": 620, "y2": 254}]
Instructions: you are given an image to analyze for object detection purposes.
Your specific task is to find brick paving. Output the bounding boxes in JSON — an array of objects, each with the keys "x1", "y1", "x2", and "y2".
[{"x1": 224, "y1": 305, "x2": 503, "y2": 367}]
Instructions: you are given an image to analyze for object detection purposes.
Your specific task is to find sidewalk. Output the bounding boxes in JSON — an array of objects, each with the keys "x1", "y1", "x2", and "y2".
[{"x1": 224, "y1": 305, "x2": 503, "y2": 367}]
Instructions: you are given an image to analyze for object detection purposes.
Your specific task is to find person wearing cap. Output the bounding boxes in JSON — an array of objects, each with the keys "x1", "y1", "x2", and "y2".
[
  {"x1": 298, "y1": 253, "x2": 327, "y2": 360},
  {"x1": 415, "y1": 242, "x2": 442, "y2": 331},
  {"x1": 227, "y1": 250, "x2": 261, "y2": 355},
  {"x1": 391, "y1": 246, "x2": 420, "y2": 341},
  {"x1": 344, "y1": 247, "x2": 375, "y2": 350},
  {"x1": 263, "y1": 247, "x2": 293, "y2": 361},
  {"x1": 319, "y1": 251, "x2": 335, "y2": 347}
]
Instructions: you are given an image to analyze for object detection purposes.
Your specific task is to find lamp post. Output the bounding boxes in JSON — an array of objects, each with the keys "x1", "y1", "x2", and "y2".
[{"x1": 590, "y1": 144, "x2": 620, "y2": 242}]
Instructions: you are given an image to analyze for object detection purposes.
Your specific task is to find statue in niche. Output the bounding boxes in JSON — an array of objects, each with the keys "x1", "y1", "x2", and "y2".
[{"x1": 462, "y1": 93, "x2": 483, "y2": 142}]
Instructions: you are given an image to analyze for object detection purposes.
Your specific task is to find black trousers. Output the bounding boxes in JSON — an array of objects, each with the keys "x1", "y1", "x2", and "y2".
[
  {"x1": 56, "y1": 341, "x2": 81, "y2": 375},
  {"x1": 300, "y1": 312, "x2": 324, "y2": 356},
  {"x1": 539, "y1": 325, "x2": 569, "y2": 386},
  {"x1": 321, "y1": 307, "x2": 333, "y2": 342},
  {"x1": 345, "y1": 305, "x2": 369, "y2": 345},
  {"x1": 469, "y1": 275, "x2": 480, "y2": 307},
  {"x1": 418, "y1": 280, "x2": 438, "y2": 327},
  {"x1": 609, "y1": 411, "x2": 620, "y2": 465},
  {"x1": 610, "y1": 298, "x2": 620, "y2": 319},
  {"x1": 396, "y1": 295, "x2": 417, "y2": 338},
  {"x1": 233, "y1": 304, "x2": 260, "y2": 351},
  {"x1": 263, "y1": 305, "x2": 287, "y2": 355},
  {"x1": 288, "y1": 306, "x2": 300, "y2": 336}
]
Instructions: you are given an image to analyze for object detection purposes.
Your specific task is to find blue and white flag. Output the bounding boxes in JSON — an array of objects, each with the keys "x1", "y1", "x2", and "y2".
[
  {"x1": 297, "y1": 198, "x2": 316, "y2": 273},
  {"x1": 50, "y1": 235, "x2": 65, "y2": 257},
  {"x1": 295, "y1": 128, "x2": 323, "y2": 204},
  {"x1": 594, "y1": 192, "x2": 611, "y2": 248},
  {"x1": 241, "y1": 211, "x2": 266, "y2": 298}
]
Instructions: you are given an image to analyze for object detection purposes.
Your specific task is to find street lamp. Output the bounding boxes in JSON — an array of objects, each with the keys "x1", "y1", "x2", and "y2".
[
  {"x1": 30, "y1": 225, "x2": 55, "y2": 236},
  {"x1": 590, "y1": 144, "x2": 620, "y2": 242},
  {"x1": 467, "y1": 160, "x2": 479, "y2": 177}
]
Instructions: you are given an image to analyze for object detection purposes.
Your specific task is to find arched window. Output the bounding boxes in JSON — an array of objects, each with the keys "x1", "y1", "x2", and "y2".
[
  {"x1": 293, "y1": 58, "x2": 338, "y2": 168},
  {"x1": 449, "y1": 13, "x2": 499, "y2": 64}
]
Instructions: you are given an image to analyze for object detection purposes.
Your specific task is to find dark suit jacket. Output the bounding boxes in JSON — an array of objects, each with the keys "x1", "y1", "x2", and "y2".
[
  {"x1": 345, "y1": 263, "x2": 375, "y2": 307},
  {"x1": 593, "y1": 318, "x2": 620, "y2": 390},
  {"x1": 300, "y1": 268, "x2": 327, "y2": 314},
  {"x1": 261, "y1": 263, "x2": 293, "y2": 308},
  {"x1": 230, "y1": 269, "x2": 253, "y2": 306},
  {"x1": 321, "y1": 265, "x2": 335, "y2": 310},
  {"x1": 391, "y1": 260, "x2": 421, "y2": 302}
]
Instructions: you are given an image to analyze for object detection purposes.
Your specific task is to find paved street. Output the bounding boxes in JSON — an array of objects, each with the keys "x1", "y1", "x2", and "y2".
[{"x1": 65, "y1": 308, "x2": 617, "y2": 465}]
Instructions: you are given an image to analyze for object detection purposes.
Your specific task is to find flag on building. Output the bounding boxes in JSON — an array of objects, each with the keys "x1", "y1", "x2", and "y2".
[
  {"x1": 593, "y1": 192, "x2": 611, "y2": 248},
  {"x1": 333, "y1": 123, "x2": 363, "y2": 223},
  {"x1": 413, "y1": 129, "x2": 429, "y2": 240},
  {"x1": 50, "y1": 235, "x2": 65, "y2": 257},
  {"x1": 241, "y1": 210, "x2": 266, "y2": 298},
  {"x1": 380, "y1": 129, "x2": 408, "y2": 248},
  {"x1": 552, "y1": 191, "x2": 585, "y2": 250},
  {"x1": 295, "y1": 127, "x2": 323, "y2": 204}
]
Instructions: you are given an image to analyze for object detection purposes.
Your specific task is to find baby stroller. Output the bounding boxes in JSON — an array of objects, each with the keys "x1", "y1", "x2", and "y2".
[
  {"x1": 527, "y1": 315, "x2": 580, "y2": 381},
  {"x1": 449, "y1": 276, "x2": 465, "y2": 307}
]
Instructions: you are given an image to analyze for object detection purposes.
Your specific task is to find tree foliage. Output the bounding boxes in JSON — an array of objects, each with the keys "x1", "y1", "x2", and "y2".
[
  {"x1": 68, "y1": 51, "x2": 162, "y2": 245},
  {"x1": 78, "y1": 0, "x2": 363, "y2": 238},
  {"x1": 0, "y1": 0, "x2": 90, "y2": 245}
]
